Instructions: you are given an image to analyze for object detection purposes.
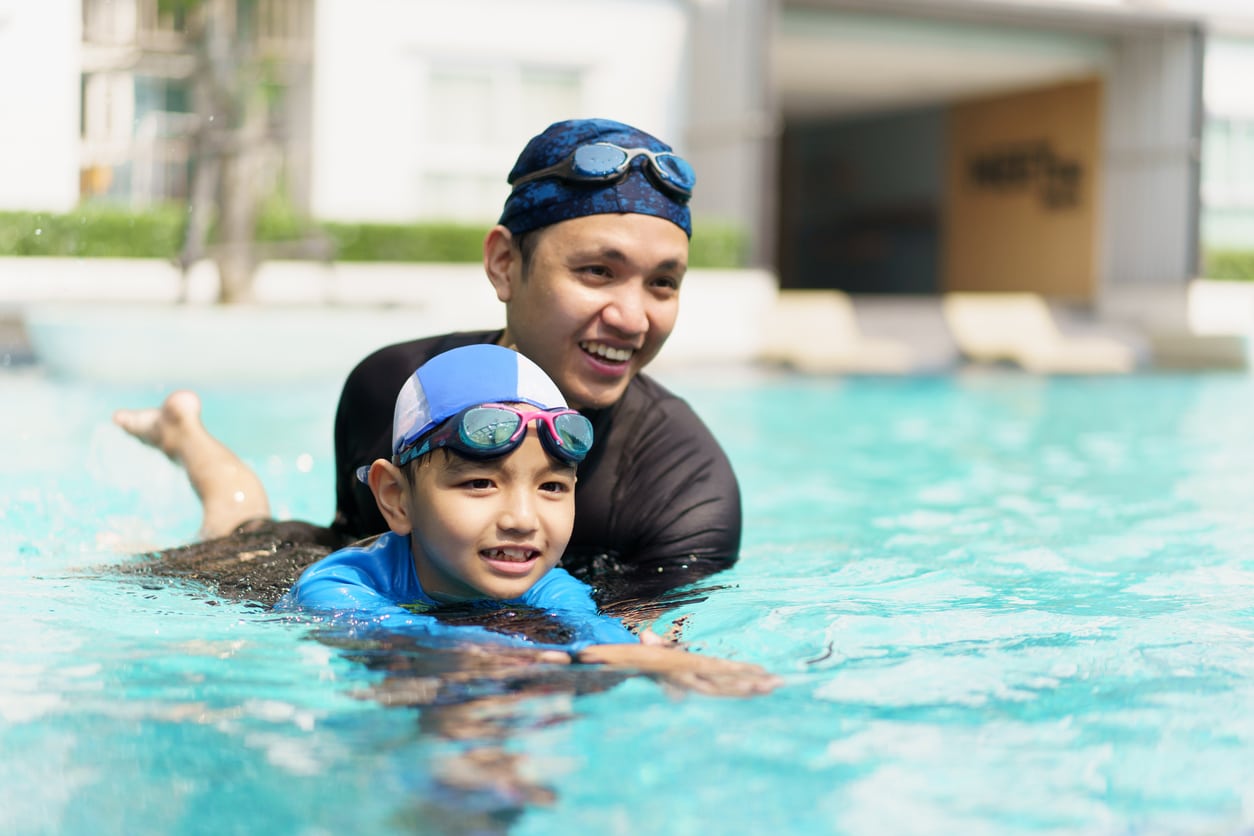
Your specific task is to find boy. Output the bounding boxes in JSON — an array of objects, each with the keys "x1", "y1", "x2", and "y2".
[{"x1": 277, "y1": 344, "x2": 778, "y2": 697}]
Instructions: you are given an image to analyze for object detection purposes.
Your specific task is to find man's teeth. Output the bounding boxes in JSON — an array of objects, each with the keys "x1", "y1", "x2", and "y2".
[
  {"x1": 484, "y1": 548, "x2": 535, "y2": 562},
  {"x1": 581, "y1": 341, "x2": 633, "y2": 362}
]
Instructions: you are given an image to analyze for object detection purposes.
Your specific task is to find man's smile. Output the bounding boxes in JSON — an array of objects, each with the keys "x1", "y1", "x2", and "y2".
[{"x1": 579, "y1": 340, "x2": 634, "y2": 364}]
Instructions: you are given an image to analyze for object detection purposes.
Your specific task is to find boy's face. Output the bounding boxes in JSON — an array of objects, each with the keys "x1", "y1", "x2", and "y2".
[
  {"x1": 495, "y1": 213, "x2": 688, "y2": 411},
  {"x1": 405, "y1": 428, "x2": 575, "y2": 602}
]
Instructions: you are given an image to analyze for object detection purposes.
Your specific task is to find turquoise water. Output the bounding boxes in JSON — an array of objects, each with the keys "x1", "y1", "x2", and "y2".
[{"x1": 3, "y1": 367, "x2": 1254, "y2": 834}]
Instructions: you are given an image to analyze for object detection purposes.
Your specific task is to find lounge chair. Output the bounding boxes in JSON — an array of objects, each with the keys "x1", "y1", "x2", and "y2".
[
  {"x1": 759, "y1": 289, "x2": 916, "y2": 374},
  {"x1": 941, "y1": 292, "x2": 1135, "y2": 373}
]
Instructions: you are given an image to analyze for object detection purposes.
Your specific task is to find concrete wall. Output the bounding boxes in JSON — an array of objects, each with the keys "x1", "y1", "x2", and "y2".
[
  {"x1": 1100, "y1": 26, "x2": 1204, "y2": 291},
  {"x1": 687, "y1": 0, "x2": 778, "y2": 268},
  {"x1": 310, "y1": 0, "x2": 691, "y2": 224},
  {"x1": 0, "y1": 0, "x2": 80, "y2": 211}
]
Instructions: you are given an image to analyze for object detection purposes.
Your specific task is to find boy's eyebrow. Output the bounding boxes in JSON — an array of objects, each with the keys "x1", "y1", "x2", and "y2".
[
  {"x1": 439, "y1": 454, "x2": 498, "y2": 476},
  {"x1": 438, "y1": 453, "x2": 576, "y2": 476}
]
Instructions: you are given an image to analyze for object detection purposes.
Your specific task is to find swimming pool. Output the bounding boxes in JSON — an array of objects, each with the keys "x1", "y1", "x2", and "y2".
[{"x1": 3, "y1": 365, "x2": 1254, "y2": 834}]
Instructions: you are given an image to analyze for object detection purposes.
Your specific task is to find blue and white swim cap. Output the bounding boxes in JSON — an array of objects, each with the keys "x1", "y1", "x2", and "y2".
[
  {"x1": 390, "y1": 344, "x2": 567, "y2": 458},
  {"x1": 499, "y1": 118, "x2": 693, "y2": 238}
]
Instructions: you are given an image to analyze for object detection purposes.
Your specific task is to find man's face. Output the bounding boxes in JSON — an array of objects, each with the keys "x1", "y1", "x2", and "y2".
[
  {"x1": 498, "y1": 213, "x2": 688, "y2": 411},
  {"x1": 406, "y1": 429, "x2": 574, "y2": 603}
]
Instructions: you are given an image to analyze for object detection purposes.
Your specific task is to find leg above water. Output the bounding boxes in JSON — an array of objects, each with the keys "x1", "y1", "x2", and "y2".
[{"x1": 114, "y1": 390, "x2": 271, "y2": 539}]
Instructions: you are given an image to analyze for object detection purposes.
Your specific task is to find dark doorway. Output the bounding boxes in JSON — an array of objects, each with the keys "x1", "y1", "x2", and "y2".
[{"x1": 777, "y1": 107, "x2": 946, "y2": 294}]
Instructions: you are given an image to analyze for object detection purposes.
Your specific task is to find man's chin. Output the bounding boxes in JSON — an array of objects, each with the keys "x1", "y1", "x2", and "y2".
[{"x1": 568, "y1": 380, "x2": 630, "y2": 412}]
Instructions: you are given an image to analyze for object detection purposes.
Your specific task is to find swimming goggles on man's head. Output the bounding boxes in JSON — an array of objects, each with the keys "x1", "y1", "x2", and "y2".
[
  {"x1": 508, "y1": 142, "x2": 695, "y2": 202},
  {"x1": 396, "y1": 404, "x2": 594, "y2": 467}
]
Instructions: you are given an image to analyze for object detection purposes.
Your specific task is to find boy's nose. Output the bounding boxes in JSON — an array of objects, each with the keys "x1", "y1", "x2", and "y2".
[{"x1": 497, "y1": 489, "x2": 539, "y2": 533}]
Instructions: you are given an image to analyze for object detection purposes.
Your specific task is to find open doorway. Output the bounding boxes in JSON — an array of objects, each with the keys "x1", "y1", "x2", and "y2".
[{"x1": 777, "y1": 106, "x2": 946, "y2": 294}]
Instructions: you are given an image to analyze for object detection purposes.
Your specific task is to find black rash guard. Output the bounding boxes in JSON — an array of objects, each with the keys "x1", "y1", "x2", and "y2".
[{"x1": 333, "y1": 330, "x2": 742, "y2": 596}]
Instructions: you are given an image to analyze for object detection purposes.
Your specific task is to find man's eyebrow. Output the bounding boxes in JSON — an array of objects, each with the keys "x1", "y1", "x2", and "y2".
[{"x1": 576, "y1": 247, "x2": 687, "y2": 272}]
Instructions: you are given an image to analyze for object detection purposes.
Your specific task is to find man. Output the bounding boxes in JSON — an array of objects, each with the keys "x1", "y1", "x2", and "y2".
[{"x1": 118, "y1": 118, "x2": 741, "y2": 603}]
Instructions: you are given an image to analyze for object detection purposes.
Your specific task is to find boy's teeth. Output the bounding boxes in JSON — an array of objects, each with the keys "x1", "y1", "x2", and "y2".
[
  {"x1": 581, "y1": 341, "x2": 633, "y2": 362},
  {"x1": 486, "y1": 548, "x2": 533, "y2": 562}
]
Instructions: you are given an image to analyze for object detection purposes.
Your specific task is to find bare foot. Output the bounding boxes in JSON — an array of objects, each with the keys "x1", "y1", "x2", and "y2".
[
  {"x1": 113, "y1": 390, "x2": 271, "y2": 538},
  {"x1": 113, "y1": 390, "x2": 203, "y2": 463}
]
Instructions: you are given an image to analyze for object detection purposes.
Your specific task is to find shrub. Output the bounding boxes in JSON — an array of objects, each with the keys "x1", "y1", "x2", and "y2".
[
  {"x1": 0, "y1": 206, "x2": 751, "y2": 268},
  {"x1": 1203, "y1": 249, "x2": 1254, "y2": 281},
  {"x1": 323, "y1": 221, "x2": 486, "y2": 262},
  {"x1": 0, "y1": 207, "x2": 185, "y2": 258}
]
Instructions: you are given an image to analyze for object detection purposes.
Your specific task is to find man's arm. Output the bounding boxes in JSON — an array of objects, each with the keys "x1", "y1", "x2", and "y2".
[
  {"x1": 567, "y1": 385, "x2": 742, "y2": 597},
  {"x1": 331, "y1": 348, "x2": 406, "y2": 539}
]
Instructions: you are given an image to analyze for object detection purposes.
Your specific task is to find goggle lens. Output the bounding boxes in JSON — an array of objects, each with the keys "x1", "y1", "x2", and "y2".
[
  {"x1": 512, "y1": 142, "x2": 694, "y2": 200},
  {"x1": 461, "y1": 407, "x2": 523, "y2": 449},
  {"x1": 397, "y1": 405, "x2": 594, "y2": 467},
  {"x1": 573, "y1": 144, "x2": 630, "y2": 177},
  {"x1": 551, "y1": 412, "x2": 594, "y2": 457},
  {"x1": 655, "y1": 153, "x2": 695, "y2": 189}
]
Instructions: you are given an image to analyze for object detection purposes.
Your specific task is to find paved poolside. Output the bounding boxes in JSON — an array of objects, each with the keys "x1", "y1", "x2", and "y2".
[{"x1": 1, "y1": 257, "x2": 1249, "y2": 378}]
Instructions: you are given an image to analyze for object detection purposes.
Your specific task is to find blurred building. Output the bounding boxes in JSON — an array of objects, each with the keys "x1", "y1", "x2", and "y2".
[
  {"x1": 724, "y1": 0, "x2": 1254, "y2": 307},
  {"x1": 2, "y1": 0, "x2": 1254, "y2": 306}
]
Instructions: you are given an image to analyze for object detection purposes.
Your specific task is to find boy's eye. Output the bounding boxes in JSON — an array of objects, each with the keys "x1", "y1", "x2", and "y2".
[
  {"x1": 462, "y1": 478, "x2": 494, "y2": 490},
  {"x1": 539, "y1": 480, "x2": 570, "y2": 494}
]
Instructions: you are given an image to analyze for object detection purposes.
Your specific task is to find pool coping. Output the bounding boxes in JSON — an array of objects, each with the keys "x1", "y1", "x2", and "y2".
[{"x1": 1, "y1": 258, "x2": 1249, "y2": 378}]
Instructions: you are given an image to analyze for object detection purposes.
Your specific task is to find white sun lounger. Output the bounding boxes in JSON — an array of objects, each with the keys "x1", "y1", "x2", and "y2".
[
  {"x1": 941, "y1": 292, "x2": 1136, "y2": 374},
  {"x1": 759, "y1": 289, "x2": 916, "y2": 374}
]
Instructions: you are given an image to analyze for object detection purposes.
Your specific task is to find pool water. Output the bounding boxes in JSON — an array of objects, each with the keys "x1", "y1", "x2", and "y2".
[{"x1": 3, "y1": 367, "x2": 1254, "y2": 834}]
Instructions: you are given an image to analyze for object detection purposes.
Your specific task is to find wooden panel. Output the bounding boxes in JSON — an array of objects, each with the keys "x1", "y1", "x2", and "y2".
[{"x1": 943, "y1": 78, "x2": 1102, "y2": 300}]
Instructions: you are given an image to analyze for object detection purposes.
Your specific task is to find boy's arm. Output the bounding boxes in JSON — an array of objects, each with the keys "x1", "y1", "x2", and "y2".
[
  {"x1": 527, "y1": 570, "x2": 779, "y2": 698},
  {"x1": 279, "y1": 558, "x2": 568, "y2": 657},
  {"x1": 573, "y1": 643, "x2": 781, "y2": 697}
]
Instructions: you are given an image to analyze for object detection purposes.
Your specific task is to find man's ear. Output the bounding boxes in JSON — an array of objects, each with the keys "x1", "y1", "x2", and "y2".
[
  {"x1": 483, "y1": 224, "x2": 518, "y2": 303},
  {"x1": 368, "y1": 459, "x2": 414, "y2": 535}
]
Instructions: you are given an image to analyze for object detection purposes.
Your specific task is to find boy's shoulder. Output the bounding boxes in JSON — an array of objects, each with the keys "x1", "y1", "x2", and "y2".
[
  {"x1": 295, "y1": 532, "x2": 412, "y2": 597},
  {"x1": 522, "y1": 566, "x2": 597, "y2": 611}
]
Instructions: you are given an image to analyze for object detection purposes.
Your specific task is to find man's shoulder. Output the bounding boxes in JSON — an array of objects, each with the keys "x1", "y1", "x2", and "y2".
[{"x1": 618, "y1": 372, "x2": 711, "y2": 432}]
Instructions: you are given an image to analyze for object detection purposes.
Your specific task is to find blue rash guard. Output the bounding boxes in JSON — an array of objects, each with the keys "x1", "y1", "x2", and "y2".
[{"x1": 275, "y1": 531, "x2": 638, "y2": 653}]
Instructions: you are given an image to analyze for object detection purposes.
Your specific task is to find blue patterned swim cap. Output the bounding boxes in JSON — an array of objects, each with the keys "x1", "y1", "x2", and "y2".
[{"x1": 499, "y1": 118, "x2": 693, "y2": 238}]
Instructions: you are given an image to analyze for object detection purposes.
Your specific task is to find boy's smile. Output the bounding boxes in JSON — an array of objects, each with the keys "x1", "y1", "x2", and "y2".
[{"x1": 403, "y1": 428, "x2": 575, "y2": 602}]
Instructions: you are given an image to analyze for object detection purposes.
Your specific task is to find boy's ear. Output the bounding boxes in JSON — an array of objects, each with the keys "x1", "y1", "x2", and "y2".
[
  {"x1": 368, "y1": 459, "x2": 414, "y2": 535},
  {"x1": 483, "y1": 224, "x2": 519, "y2": 303}
]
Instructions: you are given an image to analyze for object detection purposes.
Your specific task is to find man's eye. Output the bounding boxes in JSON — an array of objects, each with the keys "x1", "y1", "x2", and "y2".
[{"x1": 652, "y1": 276, "x2": 679, "y2": 291}]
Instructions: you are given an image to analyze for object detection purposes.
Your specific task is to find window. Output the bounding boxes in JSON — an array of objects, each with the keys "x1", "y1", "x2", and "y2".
[
  {"x1": 1202, "y1": 116, "x2": 1254, "y2": 207},
  {"x1": 417, "y1": 62, "x2": 583, "y2": 221}
]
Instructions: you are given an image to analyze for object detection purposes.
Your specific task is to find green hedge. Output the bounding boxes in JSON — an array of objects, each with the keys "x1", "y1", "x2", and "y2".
[
  {"x1": 0, "y1": 206, "x2": 749, "y2": 268},
  {"x1": 1203, "y1": 249, "x2": 1254, "y2": 281},
  {"x1": 0, "y1": 207, "x2": 187, "y2": 258}
]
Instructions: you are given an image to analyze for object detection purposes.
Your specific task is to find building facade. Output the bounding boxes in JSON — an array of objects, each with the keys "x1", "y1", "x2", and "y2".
[{"x1": 3, "y1": 0, "x2": 1254, "y2": 306}]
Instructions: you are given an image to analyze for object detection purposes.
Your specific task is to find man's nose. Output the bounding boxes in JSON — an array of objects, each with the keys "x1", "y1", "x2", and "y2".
[{"x1": 601, "y1": 285, "x2": 649, "y2": 335}]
